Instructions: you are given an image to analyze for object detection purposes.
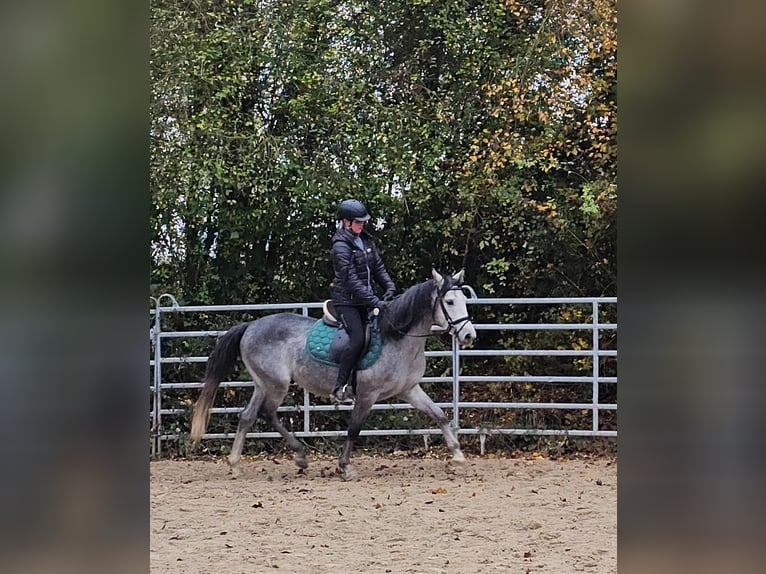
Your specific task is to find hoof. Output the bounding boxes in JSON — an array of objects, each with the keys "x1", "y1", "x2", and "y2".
[
  {"x1": 451, "y1": 451, "x2": 466, "y2": 464},
  {"x1": 295, "y1": 454, "x2": 309, "y2": 469},
  {"x1": 227, "y1": 457, "x2": 242, "y2": 478},
  {"x1": 339, "y1": 465, "x2": 358, "y2": 482}
]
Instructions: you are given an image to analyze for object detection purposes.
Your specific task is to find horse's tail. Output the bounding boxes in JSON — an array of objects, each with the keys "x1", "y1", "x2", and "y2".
[{"x1": 190, "y1": 322, "x2": 250, "y2": 444}]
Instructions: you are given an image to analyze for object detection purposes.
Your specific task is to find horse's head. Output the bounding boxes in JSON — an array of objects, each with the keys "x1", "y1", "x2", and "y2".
[{"x1": 431, "y1": 269, "x2": 477, "y2": 348}]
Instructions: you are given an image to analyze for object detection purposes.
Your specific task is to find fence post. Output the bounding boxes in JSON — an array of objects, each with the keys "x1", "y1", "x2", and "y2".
[
  {"x1": 452, "y1": 285, "x2": 477, "y2": 433},
  {"x1": 592, "y1": 300, "x2": 600, "y2": 433},
  {"x1": 150, "y1": 300, "x2": 161, "y2": 457},
  {"x1": 452, "y1": 334, "x2": 460, "y2": 431},
  {"x1": 152, "y1": 294, "x2": 179, "y2": 458},
  {"x1": 301, "y1": 305, "x2": 311, "y2": 435}
]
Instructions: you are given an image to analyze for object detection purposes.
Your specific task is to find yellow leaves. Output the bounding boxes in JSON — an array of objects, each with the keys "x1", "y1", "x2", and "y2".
[
  {"x1": 431, "y1": 487, "x2": 448, "y2": 494},
  {"x1": 571, "y1": 337, "x2": 589, "y2": 351},
  {"x1": 521, "y1": 180, "x2": 536, "y2": 193},
  {"x1": 529, "y1": 199, "x2": 560, "y2": 223},
  {"x1": 532, "y1": 201, "x2": 549, "y2": 213},
  {"x1": 503, "y1": 0, "x2": 529, "y2": 19},
  {"x1": 560, "y1": 306, "x2": 586, "y2": 323}
]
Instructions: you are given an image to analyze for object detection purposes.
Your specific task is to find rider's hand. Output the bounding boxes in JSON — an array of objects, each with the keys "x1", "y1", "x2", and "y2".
[{"x1": 383, "y1": 289, "x2": 396, "y2": 301}]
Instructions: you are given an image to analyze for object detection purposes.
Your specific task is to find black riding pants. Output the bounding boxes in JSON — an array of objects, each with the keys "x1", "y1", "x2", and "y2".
[{"x1": 333, "y1": 304, "x2": 368, "y2": 390}]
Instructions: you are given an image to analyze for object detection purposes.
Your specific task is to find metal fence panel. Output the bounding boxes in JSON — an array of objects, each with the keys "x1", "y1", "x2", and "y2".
[{"x1": 149, "y1": 295, "x2": 617, "y2": 456}]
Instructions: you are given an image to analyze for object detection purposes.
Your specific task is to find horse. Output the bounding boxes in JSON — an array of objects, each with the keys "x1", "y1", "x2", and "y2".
[{"x1": 190, "y1": 269, "x2": 477, "y2": 480}]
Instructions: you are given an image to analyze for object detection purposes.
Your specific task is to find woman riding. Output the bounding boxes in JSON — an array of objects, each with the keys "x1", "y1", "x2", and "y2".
[{"x1": 329, "y1": 199, "x2": 396, "y2": 404}]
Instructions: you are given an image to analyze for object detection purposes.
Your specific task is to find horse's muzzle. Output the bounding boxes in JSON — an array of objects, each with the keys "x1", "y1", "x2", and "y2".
[{"x1": 456, "y1": 324, "x2": 477, "y2": 348}]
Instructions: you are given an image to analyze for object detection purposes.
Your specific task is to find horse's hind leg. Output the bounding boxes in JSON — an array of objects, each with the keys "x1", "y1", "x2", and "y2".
[
  {"x1": 400, "y1": 385, "x2": 465, "y2": 463},
  {"x1": 228, "y1": 385, "x2": 266, "y2": 478},
  {"x1": 229, "y1": 384, "x2": 307, "y2": 475},
  {"x1": 259, "y1": 403, "x2": 309, "y2": 470}
]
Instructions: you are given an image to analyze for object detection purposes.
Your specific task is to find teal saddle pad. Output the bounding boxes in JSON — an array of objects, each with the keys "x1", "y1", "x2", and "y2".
[{"x1": 305, "y1": 320, "x2": 382, "y2": 370}]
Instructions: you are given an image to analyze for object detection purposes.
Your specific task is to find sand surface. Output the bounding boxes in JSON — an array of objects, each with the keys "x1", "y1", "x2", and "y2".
[{"x1": 151, "y1": 454, "x2": 616, "y2": 573}]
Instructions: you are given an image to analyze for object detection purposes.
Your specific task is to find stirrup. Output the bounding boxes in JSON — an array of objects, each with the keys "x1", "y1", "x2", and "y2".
[{"x1": 332, "y1": 384, "x2": 355, "y2": 405}]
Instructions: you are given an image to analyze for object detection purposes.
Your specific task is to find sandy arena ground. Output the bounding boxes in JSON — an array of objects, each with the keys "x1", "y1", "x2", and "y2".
[{"x1": 151, "y1": 454, "x2": 616, "y2": 574}]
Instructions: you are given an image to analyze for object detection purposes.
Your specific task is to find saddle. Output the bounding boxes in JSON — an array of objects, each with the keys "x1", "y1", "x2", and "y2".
[
  {"x1": 322, "y1": 299, "x2": 342, "y2": 327},
  {"x1": 306, "y1": 301, "x2": 381, "y2": 369}
]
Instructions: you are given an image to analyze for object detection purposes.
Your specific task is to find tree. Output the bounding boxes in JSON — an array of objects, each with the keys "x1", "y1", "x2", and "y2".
[{"x1": 150, "y1": 0, "x2": 616, "y2": 304}]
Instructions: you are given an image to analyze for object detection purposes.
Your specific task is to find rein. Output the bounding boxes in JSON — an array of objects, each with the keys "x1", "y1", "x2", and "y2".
[{"x1": 384, "y1": 285, "x2": 471, "y2": 339}]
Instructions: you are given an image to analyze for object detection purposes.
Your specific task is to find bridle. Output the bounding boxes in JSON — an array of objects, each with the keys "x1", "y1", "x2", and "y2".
[
  {"x1": 435, "y1": 285, "x2": 472, "y2": 338},
  {"x1": 381, "y1": 282, "x2": 473, "y2": 339}
]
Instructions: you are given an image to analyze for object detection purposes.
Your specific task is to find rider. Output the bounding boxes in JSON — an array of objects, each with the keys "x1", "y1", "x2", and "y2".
[{"x1": 330, "y1": 199, "x2": 396, "y2": 404}]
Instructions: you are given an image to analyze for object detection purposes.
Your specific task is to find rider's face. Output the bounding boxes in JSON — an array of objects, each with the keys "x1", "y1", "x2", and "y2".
[{"x1": 348, "y1": 219, "x2": 366, "y2": 234}]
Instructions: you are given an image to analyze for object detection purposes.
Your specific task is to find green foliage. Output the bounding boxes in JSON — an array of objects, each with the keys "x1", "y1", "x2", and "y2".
[{"x1": 151, "y1": 0, "x2": 616, "y2": 303}]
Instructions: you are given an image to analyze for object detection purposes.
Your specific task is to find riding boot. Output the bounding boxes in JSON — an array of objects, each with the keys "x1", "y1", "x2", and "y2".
[{"x1": 332, "y1": 367, "x2": 355, "y2": 405}]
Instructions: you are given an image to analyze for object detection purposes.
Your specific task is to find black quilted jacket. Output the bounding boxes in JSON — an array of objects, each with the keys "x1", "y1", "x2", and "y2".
[{"x1": 330, "y1": 227, "x2": 395, "y2": 309}]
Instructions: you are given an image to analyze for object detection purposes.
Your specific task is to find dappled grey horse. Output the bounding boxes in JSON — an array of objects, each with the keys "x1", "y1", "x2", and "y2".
[{"x1": 191, "y1": 269, "x2": 477, "y2": 480}]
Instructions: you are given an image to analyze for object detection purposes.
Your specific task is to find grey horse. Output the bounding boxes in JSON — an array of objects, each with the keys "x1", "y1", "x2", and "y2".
[{"x1": 190, "y1": 269, "x2": 477, "y2": 480}]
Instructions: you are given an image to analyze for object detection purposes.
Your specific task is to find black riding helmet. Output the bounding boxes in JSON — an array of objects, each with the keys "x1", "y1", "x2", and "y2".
[{"x1": 337, "y1": 199, "x2": 371, "y2": 222}]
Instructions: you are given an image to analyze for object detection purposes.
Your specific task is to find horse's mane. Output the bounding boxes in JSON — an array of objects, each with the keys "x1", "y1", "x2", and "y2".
[{"x1": 379, "y1": 274, "x2": 460, "y2": 341}]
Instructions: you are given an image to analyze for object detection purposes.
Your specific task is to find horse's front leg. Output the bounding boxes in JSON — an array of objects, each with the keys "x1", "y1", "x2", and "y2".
[
  {"x1": 400, "y1": 384, "x2": 465, "y2": 464},
  {"x1": 338, "y1": 399, "x2": 374, "y2": 481}
]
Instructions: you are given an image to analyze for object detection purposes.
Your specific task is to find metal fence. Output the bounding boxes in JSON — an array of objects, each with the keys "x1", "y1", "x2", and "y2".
[{"x1": 149, "y1": 294, "x2": 617, "y2": 457}]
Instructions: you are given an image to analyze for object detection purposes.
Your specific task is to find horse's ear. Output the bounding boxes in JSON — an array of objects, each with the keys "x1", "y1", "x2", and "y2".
[
  {"x1": 453, "y1": 269, "x2": 465, "y2": 283},
  {"x1": 432, "y1": 269, "x2": 444, "y2": 286}
]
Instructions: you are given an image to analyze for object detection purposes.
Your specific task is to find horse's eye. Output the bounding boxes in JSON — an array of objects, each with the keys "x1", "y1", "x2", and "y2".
[{"x1": 446, "y1": 300, "x2": 454, "y2": 305}]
